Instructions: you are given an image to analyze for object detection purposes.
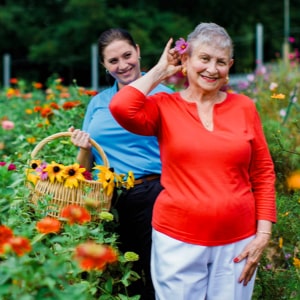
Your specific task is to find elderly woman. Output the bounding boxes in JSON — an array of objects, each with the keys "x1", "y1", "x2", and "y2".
[{"x1": 109, "y1": 23, "x2": 276, "y2": 300}]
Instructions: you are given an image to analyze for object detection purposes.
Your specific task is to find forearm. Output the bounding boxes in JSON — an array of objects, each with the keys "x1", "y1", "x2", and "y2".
[{"x1": 76, "y1": 148, "x2": 93, "y2": 171}]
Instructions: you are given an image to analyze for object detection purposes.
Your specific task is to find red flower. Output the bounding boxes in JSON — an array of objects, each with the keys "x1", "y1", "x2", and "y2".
[
  {"x1": 74, "y1": 242, "x2": 118, "y2": 271},
  {"x1": 84, "y1": 90, "x2": 98, "y2": 96},
  {"x1": 7, "y1": 163, "x2": 16, "y2": 171},
  {"x1": 0, "y1": 225, "x2": 14, "y2": 245},
  {"x1": 62, "y1": 101, "x2": 81, "y2": 110},
  {"x1": 10, "y1": 78, "x2": 18, "y2": 84},
  {"x1": 61, "y1": 204, "x2": 91, "y2": 225},
  {"x1": 50, "y1": 102, "x2": 60, "y2": 110},
  {"x1": 36, "y1": 217, "x2": 61, "y2": 234}
]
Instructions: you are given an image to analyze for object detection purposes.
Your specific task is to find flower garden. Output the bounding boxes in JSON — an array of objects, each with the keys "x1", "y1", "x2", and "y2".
[{"x1": 1, "y1": 57, "x2": 300, "y2": 299}]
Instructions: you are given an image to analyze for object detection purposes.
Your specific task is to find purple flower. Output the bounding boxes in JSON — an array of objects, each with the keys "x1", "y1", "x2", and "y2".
[
  {"x1": 175, "y1": 38, "x2": 189, "y2": 54},
  {"x1": 36, "y1": 162, "x2": 48, "y2": 180}
]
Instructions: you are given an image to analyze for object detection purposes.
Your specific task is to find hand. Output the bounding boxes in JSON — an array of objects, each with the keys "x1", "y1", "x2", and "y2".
[
  {"x1": 234, "y1": 234, "x2": 270, "y2": 286},
  {"x1": 68, "y1": 127, "x2": 91, "y2": 150},
  {"x1": 155, "y1": 38, "x2": 183, "y2": 80}
]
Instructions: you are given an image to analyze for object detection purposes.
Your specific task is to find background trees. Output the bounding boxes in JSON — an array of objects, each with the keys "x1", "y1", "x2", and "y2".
[{"x1": 0, "y1": 0, "x2": 299, "y2": 87}]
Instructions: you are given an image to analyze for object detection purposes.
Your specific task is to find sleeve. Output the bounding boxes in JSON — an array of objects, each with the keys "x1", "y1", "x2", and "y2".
[
  {"x1": 110, "y1": 85, "x2": 160, "y2": 136},
  {"x1": 249, "y1": 109, "x2": 277, "y2": 223}
]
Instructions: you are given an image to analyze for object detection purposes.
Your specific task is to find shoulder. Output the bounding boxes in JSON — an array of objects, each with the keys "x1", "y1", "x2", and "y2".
[
  {"x1": 151, "y1": 83, "x2": 174, "y2": 94},
  {"x1": 226, "y1": 92, "x2": 256, "y2": 109}
]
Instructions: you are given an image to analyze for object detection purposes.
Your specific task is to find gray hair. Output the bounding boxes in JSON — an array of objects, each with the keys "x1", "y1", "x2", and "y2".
[{"x1": 187, "y1": 23, "x2": 234, "y2": 58}]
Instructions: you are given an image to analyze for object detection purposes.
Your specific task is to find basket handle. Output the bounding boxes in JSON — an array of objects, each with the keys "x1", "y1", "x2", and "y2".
[{"x1": 30, "y1": 131, "x2": 109, "y2": 167}]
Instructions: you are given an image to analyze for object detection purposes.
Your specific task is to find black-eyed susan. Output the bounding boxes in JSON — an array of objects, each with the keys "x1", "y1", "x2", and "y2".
[
  {"x1": 93, "y1": 166, "x2": 122, "y2": 197},
  {"x1": 125, "y1": 171, "x2": 135, "y2": 189},
  {"x1": 44, "y1": 161, "x2": 65, "y2": 183},
  {"x1": 63, "y1": 163, "x2": 86, "y2": 188}
]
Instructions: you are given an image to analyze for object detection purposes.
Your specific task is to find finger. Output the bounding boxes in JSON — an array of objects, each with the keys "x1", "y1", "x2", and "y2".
[{"x1": 68, "y1": 126, "x2": 74, "y2": 132}]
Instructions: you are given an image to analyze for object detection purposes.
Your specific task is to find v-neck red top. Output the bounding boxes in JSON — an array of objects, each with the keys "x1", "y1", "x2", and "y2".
[{"x1": 110, "y1": 86, "x2": 276, "y2": 246}]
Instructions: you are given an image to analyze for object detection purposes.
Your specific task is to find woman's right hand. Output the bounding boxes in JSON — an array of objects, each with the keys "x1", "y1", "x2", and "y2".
[{"x1": 68, "y1": 126, "x2": 92, "y2": 150}]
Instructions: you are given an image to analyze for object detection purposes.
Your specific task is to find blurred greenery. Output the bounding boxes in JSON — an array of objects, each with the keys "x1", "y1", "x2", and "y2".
[{"x1": 0, "y1": 0, "x2": 300, "y2": 86}]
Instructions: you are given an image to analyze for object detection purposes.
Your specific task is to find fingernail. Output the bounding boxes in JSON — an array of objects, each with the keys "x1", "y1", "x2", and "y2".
[{"x1": 233, "y1": 257, "x2": 239, "y2": 263}]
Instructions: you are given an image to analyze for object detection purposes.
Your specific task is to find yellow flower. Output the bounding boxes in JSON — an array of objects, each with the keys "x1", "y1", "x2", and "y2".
[
  {"x1": 44, "y1": 161, "x2": 65, "y2": 183},
  {"x1": 93, "y1": 166, "x2": 122, "y2": 196},
  {"x1": 287, "y1": 171, "x2": 300, "y2": 190},
  {"x1": 26, "y1": 137, "x2": 36, "y2": 144},
  {"x1": 293, "y1": 257, "x2": 300, "y2": 269},
  {"x1": 124, "y1": 171, "x2": 135, "y2": 189},
  {"x1": 63, "y1": 163, "x2": 86, "y2": 188},
  {"x1": 26, "y1": 169, "x2": 40, "y2": 186},
  {"x1": 25, "y1": 109, "x2": 33, "y2": 114},
  {"x1": 278, "y1": 237, "x2": 283, "y2": 249},
  {"x1": 271, "y1": 93, "x2": 286, "y2": 99}
]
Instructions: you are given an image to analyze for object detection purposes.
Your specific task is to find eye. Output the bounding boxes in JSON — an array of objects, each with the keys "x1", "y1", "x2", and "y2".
[
  {"x1": 108, "y1": 58, "x2": 118, "y2": 64},
  {"x1": 124, "y1": 52, "x2": 132, "y2": 59}
]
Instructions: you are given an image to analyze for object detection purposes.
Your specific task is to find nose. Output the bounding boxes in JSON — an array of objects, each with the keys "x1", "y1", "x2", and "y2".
[
  {"x1": 118, "y1": 58, "x2": 128, "y2": 70},
  {"x1": 206, "y1": 61, "x2": 217, "y2": 74}
]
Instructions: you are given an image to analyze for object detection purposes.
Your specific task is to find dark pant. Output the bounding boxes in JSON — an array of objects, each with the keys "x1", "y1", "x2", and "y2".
[{"x1": 113, "y1": 177, "x2": 162, "y2": 300}]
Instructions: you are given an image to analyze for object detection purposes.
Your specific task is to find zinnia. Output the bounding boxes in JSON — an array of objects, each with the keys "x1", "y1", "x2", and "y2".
[
  {"x1": 61, "y1": 204, "x2": 91, "y2": 224},
  {"x1": 1, "y1": 120, "x2": 15, "y2": 130},
  {"x1": 74, "y1": 242, "x2": 118, "y2": 271},
  {"x1": 36, "y1": 217, "x2": 61, "y2": 234}
]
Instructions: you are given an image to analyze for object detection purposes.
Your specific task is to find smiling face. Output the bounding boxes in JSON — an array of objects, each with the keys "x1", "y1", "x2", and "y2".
[
  {"x1": 183, "y1": 41, "x2": 233, "y2": 93},
  {"x1": 102, "y1": 39, "x2": 141, "y2": 89}
]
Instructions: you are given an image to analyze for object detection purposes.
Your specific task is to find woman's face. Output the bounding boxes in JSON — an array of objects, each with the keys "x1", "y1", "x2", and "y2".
[
  {"x1": 102, "y1": 39, "x2": 141, "y2": 89},
  {"x1": 184, "y1": 41, "x2": 233, "y2": 92}
]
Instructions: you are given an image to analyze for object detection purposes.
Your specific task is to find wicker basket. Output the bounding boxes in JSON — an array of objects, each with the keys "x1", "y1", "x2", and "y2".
[{"x1": 30, "y1": 132, "x2": 112, "y2": 219}]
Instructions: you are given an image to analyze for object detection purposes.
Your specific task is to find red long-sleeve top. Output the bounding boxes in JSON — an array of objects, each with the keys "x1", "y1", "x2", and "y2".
[{"x1": 110, "y1": 86, "x2": 276, "y2": 246}]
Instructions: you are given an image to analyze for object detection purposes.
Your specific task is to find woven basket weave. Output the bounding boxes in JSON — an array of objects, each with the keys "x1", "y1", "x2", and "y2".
[{"x1": 30, "y1": 132, "x2": 112, "y2": 219}]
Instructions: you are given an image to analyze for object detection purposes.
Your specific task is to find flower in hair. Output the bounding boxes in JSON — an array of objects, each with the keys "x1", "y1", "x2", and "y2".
[{"x1": 175, "y1": 38, "x2": 189, "y2": 54}]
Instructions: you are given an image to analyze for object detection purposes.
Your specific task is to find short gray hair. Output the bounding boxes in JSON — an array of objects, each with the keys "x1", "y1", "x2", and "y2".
[{"x1": 187, "y1": 23, "x2": 234, "y2": 58}]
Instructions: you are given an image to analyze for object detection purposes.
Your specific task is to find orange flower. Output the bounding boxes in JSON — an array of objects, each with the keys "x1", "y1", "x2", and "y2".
[
  {"x1": 0, "y1": 225, "x2": 14, "y2": 245},
  {"x1": 36, "y1": 217, "x2": 61, "y2": 234},
  {"x1": 62, "y1": 101, "x2": 81, "y2": 110},
  {"x1": 40, "y1": 107, "x2": 53, "y2": 118},
  {"x1": 34, "y1": 106, "x2": 42, "y2": 112},
  {"x1": 74, "y1": 242, "x2": 118, "y2": 271},
  {"x1": 84, "y1": 90, "x2": 98, "y2": 96},
  {"x1": 61, "y1": 204, "x2": 91, "y2": 225},
  {"x1": 1, "y1": 236, "x2": 31, "y2": 256},
  {"x1": 6, "y1": 237, "x2": 31, "y2": 256},
  {"x1": 50, "y1": 102, "x2": 60, "y2": 110},
  {"x1": 287, "y1": 171, "x2": 300, "y2": 190},
  {"x1": 33, "y1": 82, "x2": 43, "y2": 89}
]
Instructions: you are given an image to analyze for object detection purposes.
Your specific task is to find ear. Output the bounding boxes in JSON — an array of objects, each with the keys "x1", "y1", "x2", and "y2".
[{"x1": 229, "y1": 58, "x2": 234, "y2": 68}]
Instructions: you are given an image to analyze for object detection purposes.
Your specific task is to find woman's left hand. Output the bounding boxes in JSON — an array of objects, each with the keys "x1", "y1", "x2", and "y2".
[{"x1": 234, "y1": 233, "x2": 271, "y2": 286}]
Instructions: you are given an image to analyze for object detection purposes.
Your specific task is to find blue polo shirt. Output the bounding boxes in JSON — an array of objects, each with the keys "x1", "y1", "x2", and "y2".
[{"x1": 82, "y1": 79, "x2": 173, "y2": 178}]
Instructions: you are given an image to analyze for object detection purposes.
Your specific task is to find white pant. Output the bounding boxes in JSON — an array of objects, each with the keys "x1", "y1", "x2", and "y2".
[{"x1": 151, "y1": 230, "x2": 256, "y2": 300}]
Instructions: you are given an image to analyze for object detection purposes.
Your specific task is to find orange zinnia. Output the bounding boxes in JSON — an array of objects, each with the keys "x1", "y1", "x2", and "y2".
[
  {"x1": 36, "y1": 217, "x2": 61, "y2": 234},
  {"x1": 62, "y1": 101, "x2": 81, "y2": 110},
  {"x1": 1, "y1": 236, "x2": 31, "y2": 256},
  {"x1": 61, "y1": 204, "x2": 91, "y2": 225},
  {"x1": 74, "y1": 242, "x2": 118, "y2": 271},
  {"x1": 0, "y1": 225, "x2": 14, "y2": 248}
]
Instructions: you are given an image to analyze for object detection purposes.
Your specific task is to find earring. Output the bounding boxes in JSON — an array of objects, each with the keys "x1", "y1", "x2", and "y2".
[
  {"x1": 105, "y1": 69, "x2": 109, "y2": 74},
  {"x1": 225, "y1": 76, "x2": 229, "y2": 84},
  {"x1": 138, "y1": 56, "x2": 141, "y2": 60},
  {"x1": 182, "y1": 67, "x2": 187, "y2": 77}
]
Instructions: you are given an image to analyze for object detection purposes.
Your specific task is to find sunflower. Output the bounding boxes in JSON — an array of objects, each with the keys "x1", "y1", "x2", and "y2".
[
  {"x1": 63, "y1": 163, "x2": 86, "y2": 188},
  {"x1": 44, "y1": 161, "x2": 65, "y2": 183}
]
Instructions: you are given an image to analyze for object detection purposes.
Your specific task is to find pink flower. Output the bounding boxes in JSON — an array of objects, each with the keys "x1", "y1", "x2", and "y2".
[
  {"x1": 7, "y1": 163, "x2": 16, "y2": 171},
  {"x1": 0, "y1": 162, "x2": 6, "y2": 166},
  {"x1": 175, "y1": 38, "x2": 189, "y2": 54},
  {"x1": 2, "y1": 120, "x2": 15, "y2": 130}
]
